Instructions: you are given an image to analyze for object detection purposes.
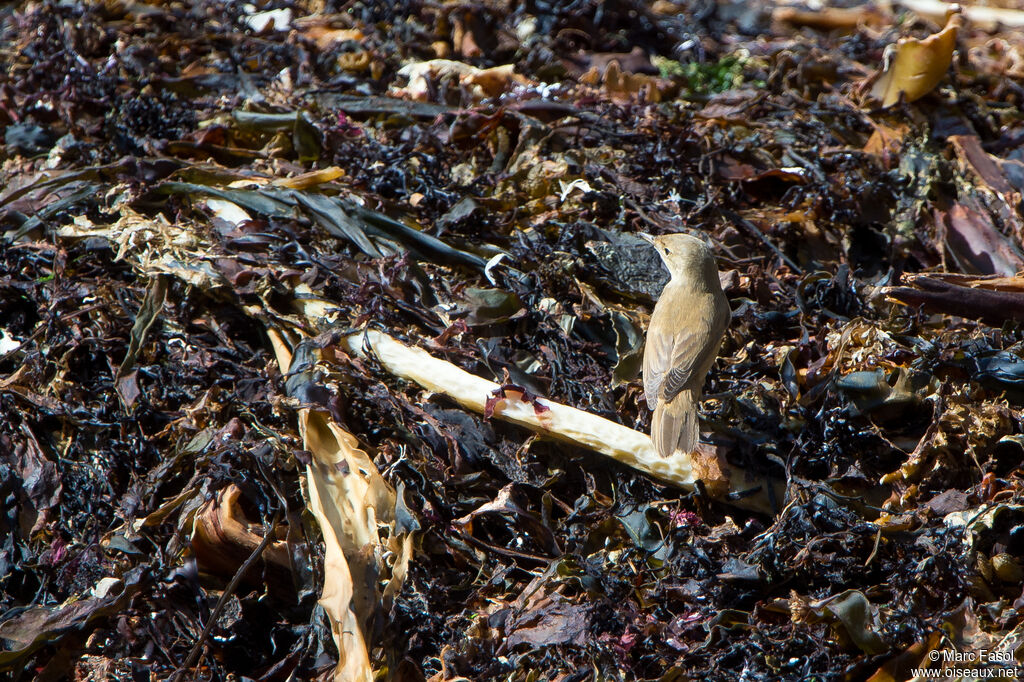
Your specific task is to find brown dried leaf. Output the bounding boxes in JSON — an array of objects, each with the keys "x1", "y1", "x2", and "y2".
[
  {"x1": 190, "y1": 483, "x2": 292, "y2": 577},
  {"x1": 870, "y1": 8, "x2": 962, "y2": 107},
  {"x1": 942, "y1": 200, "x2": 1024, "y2": 276}
]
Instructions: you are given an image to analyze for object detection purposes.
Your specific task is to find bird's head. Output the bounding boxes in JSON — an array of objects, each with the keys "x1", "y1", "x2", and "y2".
[{"x1": 640, "y1": 232, "x2": 717, "y2": 280}]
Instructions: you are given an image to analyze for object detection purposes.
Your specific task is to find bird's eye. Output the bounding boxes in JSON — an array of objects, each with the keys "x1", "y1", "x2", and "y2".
[{"x1": 664, "y1": 248, "x2": 672, "y2": 255}]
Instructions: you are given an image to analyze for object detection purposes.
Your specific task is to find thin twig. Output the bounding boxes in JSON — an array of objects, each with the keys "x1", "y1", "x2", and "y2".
[
  {"x1": 721, "y1": 208, "x2": 803, "y2": 275},
  {"x1": 172, "y1": 508, "x2": 283, "y2": 680}
]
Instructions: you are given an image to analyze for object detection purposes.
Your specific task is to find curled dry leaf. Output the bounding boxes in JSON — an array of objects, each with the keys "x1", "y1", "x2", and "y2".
[
  {"x1": 862, "y1": 119, "x2": 910, "y2": 162},
  {"x1": 787, "y1": 589, "x2": 888, "y2": 655},
  {"x1": 869, "y1": 7, "x2": 962, "y2": 107},
  {"x1": 190, "y1": 483, "x2": 292, "y2": 578}
]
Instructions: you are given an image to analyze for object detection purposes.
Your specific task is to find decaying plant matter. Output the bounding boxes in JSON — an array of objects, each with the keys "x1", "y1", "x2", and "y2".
[{"x1": 2, "y1": 1, "x2": 1024, "y2": 680}]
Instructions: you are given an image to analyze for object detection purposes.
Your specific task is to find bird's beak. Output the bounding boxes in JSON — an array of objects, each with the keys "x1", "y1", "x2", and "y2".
[{"x1": 638, "y1": 232, "x2": 656, "y2": 245}]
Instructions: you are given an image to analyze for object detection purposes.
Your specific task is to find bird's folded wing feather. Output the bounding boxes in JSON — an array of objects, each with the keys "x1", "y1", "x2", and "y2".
[
  {"x1": 643, "y1": 323, "x2": 704, "y2": 409},
  {"x1": 644, "y1": 293, "x2": 730, "y2": 408}
]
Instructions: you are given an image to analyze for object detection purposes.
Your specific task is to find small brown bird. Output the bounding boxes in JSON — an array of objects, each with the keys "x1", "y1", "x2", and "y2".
[{"x1": 641, "y1": 233, "x2": 730, "y2": 457}]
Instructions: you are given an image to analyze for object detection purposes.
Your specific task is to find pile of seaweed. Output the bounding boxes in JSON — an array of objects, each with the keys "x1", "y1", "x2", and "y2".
[{"x1": 2, "y1": 1, "x2": 1024, "y2": 679}]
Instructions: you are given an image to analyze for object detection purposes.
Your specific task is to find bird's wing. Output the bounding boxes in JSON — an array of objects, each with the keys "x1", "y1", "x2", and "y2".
[
  {"x1": 643, "y1": 293, "x2": 730, "y2": 408},
  {"x1": 643, "y1": 322, "x2": 704, "y2": 409}
]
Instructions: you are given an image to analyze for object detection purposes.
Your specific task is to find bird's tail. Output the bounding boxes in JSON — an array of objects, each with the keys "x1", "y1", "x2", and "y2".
[{"x1": 652, "y1": 389, "x2": 698, "y2": 458}]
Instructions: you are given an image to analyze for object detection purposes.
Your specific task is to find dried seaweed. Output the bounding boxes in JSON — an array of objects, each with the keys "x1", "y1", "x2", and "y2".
[{"x1": 2, "y1": 0, "x2": 1024, "y2": 680}]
